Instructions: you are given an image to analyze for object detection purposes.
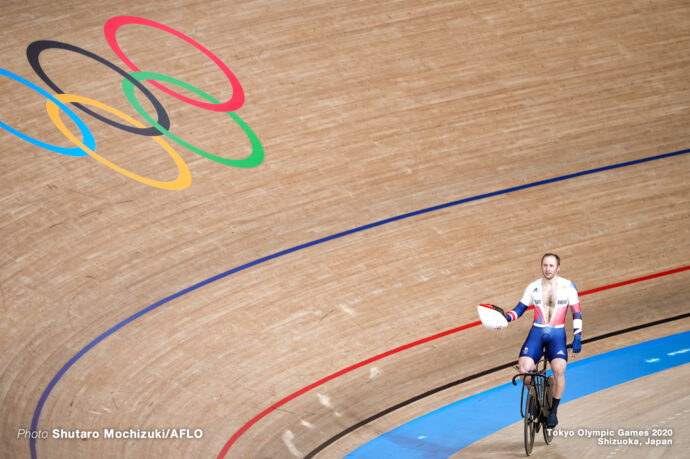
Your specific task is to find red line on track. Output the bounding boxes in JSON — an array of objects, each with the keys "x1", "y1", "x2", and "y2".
[
  {"x1": 217, "y1": 265, "x2": 689, "y2": 458},
  {"x1": 578, "y1": 266, "x2": 690, "y2": 296}
]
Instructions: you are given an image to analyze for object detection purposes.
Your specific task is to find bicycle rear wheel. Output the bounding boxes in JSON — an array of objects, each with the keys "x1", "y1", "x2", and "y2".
[
  {"x1": 524, "y1": 386, "x2": 537, "y2": 455},
  {"x1": 543, "y1": 375, "x2": 554, "y2": 444}
]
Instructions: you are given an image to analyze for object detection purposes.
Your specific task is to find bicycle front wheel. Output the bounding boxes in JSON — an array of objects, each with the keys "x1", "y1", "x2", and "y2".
[{"x1": 524, "y1": 386, "x2": 537, "y2": 455}]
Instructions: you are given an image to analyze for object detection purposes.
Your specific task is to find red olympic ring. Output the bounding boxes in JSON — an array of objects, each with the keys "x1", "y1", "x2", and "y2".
[{"x1": 104, "y1": 15, "x2": 245, "y2": 112}]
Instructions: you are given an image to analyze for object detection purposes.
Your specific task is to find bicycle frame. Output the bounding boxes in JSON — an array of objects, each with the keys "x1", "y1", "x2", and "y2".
[
  {"x1": 512, "y1": 344, "x2": 550, "y2": 417},
  {"x1": 512, "y1": 345, "x2": 554, "y2": 455}
]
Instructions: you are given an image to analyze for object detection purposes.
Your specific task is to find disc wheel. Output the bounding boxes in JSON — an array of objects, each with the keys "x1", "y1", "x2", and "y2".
[
  {"x1": 543, "y1": 375, "x2": 555, "y2": 444},
  {"x1": 524, "y1": 386, "x2": 537, "y2": 455}
]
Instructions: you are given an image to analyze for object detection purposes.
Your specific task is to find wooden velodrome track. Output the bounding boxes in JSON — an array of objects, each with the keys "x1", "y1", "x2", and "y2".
[{"x1": 1, "y1": 0, "x2": 688, "y2": 458}]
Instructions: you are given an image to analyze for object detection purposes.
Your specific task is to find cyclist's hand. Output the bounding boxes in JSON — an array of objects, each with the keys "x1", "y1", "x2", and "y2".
[
  {"x1": 491, "y1": 304, "x2": 509, "y2": 322},
  {"x1": 571, "y1": 334, "x2": 581, "y2": 353}
]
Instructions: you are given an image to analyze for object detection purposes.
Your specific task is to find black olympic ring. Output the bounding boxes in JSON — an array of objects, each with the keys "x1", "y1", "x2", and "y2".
[{"x1": 26, "y1": 40, "x2": 170, "y2": 136}]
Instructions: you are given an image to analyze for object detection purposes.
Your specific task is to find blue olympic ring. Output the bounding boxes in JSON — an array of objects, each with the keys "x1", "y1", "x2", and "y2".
[{"x1": 0, "y1": 67, "x2": 95, "y2": 156}]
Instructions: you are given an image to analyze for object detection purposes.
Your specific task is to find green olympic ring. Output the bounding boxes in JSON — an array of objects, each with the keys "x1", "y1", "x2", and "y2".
[{"x1": 122, "y1": 71, "x2": 263, "y2": 168}]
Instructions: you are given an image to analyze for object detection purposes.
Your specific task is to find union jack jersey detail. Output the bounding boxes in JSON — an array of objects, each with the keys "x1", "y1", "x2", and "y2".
[{"x1": 517, "y1": 277, "x2": 582, "y2": 330}]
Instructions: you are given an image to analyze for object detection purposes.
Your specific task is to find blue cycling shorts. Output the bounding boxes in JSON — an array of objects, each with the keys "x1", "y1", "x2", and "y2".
[{"x1": 519, "y1": 325, "x2": 568, "y2": 362}]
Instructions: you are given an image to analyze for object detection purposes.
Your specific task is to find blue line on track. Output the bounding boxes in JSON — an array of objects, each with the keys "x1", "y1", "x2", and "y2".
[
  {"x1": 29, "y1": 148, "x2": 690, "y2": 458},
  {"x1": 346, "y1": 331, "x2": 690, "y2": 458}
]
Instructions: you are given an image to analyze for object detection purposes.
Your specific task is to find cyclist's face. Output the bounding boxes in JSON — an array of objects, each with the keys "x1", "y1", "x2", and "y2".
[{"x1": 541, "y1": 256, "x2": 560, "y2": 280}]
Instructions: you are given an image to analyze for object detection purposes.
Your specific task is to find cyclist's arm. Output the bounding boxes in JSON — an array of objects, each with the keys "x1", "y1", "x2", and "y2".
[
  {"x1": 506, "y1": 302, "x2": 528, "y2": 322},
  {"x1": 562, "y1": 280, "x2": 583, "y2": 354},
  {"x1": 571, "y1": 303, "x2": 582, "y2": 334},
  {"x1": 569, "y1": 281, "x2": 582, "y2": 335}
]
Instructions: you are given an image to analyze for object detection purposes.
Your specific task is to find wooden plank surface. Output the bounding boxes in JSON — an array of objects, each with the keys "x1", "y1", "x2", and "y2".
[{"x1": 0, "y1": 0, "x2": 688, "y2": 458}]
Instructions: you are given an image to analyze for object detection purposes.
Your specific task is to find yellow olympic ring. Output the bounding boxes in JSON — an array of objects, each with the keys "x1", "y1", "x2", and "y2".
[{"x1": 45, "y1": 94, "x2": 192, "y2": 191}]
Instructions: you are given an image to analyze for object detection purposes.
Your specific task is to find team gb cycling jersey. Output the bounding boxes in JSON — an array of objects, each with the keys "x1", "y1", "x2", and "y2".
[{"x1": 506, "y1": 276, "x2": 582, "y2": 335}]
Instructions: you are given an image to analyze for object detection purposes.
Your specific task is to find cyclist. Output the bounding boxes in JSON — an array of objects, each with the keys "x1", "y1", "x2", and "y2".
[{"x1": 494, "y1": 253, "x2": 581, "y2": 428}]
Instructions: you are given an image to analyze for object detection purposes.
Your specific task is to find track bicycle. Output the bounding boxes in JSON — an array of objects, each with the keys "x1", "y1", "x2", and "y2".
[{"x1": 511, "y1": 344, "x2": 554, "y2": 455}]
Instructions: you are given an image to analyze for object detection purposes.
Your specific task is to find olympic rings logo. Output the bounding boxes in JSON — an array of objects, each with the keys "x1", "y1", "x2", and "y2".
[{"x1": 0, "y1": 16, "x2": 263, "y2": 191}]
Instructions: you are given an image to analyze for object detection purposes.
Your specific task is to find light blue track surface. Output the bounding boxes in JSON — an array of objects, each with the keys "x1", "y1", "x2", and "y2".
[{"x1": 346, "y1": 331, "x2": 690, "y2": 458}]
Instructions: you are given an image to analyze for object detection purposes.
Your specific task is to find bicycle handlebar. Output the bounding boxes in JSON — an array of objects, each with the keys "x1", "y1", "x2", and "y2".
[{"x1": 512, "y1": 371, "x2": 547, "y2": 386}]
